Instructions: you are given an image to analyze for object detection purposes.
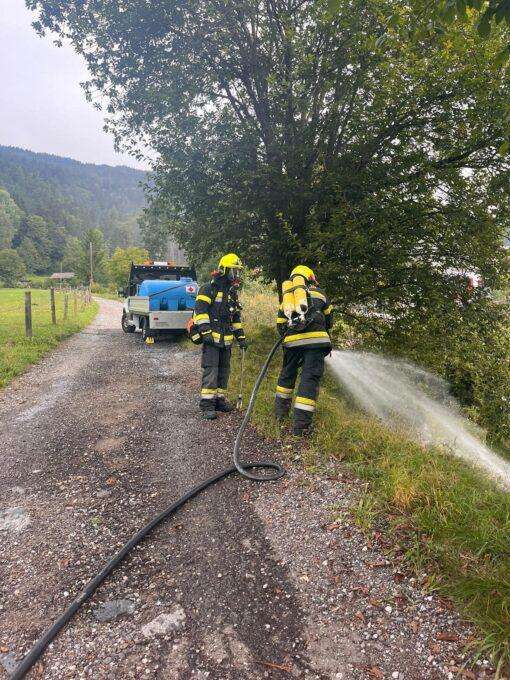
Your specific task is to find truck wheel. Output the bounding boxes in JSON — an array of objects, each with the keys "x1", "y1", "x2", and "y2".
[{"x1": 121, "y1": 312, "x2": 135, "y2": 333}]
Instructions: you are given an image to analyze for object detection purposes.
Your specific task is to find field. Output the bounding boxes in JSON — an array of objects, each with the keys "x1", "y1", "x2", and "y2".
[
  {"x1": 0, "y1": 288, "x2": 98, "y2": 387},
  {"x1": 227, "y1": 281, "x2": 510, "y2": 672}
]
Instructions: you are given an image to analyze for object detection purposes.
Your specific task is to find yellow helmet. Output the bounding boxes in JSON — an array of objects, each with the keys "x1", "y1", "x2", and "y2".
[
  {"x1": 218, "y1": 253, "x2": 243, "y2": 273},
  {"x1": 290, "y1": 265, "x2": 315, "y2": 282},
  {"x1": 218, "y1": 253, "x2": 244, "y2": 283}
]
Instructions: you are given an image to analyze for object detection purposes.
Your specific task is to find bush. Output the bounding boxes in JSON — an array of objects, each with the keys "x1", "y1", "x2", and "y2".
[
  {"x1": 368, "y1": 299, "x2": 510, "y2": 448},
  {"x1": 0, "y1": 248, "x2": 26, "y2": 287}
]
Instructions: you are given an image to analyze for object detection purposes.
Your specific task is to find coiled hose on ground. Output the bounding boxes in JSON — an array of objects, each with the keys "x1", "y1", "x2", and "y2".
[{"x1": 10, "y1": 338, "x2": 284, "y2": 680}]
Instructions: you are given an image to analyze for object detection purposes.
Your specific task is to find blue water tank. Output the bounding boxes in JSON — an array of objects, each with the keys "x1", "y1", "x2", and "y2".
[{"x1": 138, "y1": 279, "x2": 197, "y2": 311}]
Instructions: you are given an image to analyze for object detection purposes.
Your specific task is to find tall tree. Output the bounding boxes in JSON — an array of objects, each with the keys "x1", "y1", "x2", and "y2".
[
  {"x1": 61, "y1": 236, "x2": 84, "y2": 277},
  {"x1": 108, "y1": 246, "x2": 149, "y2": 288},
  {"x1": 139, "y1": 209, "x2": 176, "y2": 261},
  {"x1": 108, "y1": 212, "x2": 141, "y2": 251},
  {"x1": 28, "y1": 0, "x2": 510, "y2": 305},
  {"x1": 16, "y1": 237, "x2": 45, "y2": 274},
  {"x1": 0, "y1": 249, "x2": 26, "y2": 287},
  {"x1": 80, "y1": 228, "x2": 109, "y2": 285},
  {"x1": 0, "y1": 187, "x2": 23, "y2": 249},
  {"x1": 13, "y1": 215, "x2": 52, "y2": 273}
]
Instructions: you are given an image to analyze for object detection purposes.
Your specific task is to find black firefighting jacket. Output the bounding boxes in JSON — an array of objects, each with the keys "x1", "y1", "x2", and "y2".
[
  {"x1": 193, "y1": 274, "x2": 246, "y2": 348},
  {"x1": 276, "y1": 285, "x2": 333, "y2": 350}
]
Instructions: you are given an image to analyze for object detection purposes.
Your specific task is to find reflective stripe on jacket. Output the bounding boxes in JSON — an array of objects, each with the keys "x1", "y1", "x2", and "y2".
[
  {"x1": 276, "y1": 284, "x2": 333, "y2": 350},
  {"x1": 193, "y1": 274, "x2": 245, "y2": 348}
]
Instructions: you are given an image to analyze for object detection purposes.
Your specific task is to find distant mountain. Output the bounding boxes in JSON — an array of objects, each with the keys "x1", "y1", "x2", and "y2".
[{"x1": 0, "y1": 146, "x2": 147, "y2": 244}]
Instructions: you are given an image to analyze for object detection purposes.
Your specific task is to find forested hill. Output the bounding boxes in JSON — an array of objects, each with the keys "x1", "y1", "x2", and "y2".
[{"x1": 0, "y1": 146, "x2": 146, "y2": 242}]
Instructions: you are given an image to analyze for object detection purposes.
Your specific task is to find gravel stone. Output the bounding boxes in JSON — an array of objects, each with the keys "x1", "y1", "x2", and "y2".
[
  {"x1": 141, "y1": 606, "x2": 186, "y2": 638},
  {"x1": 93, "y1": 599, "x2": 135, "y2": 622},
  {"x1": 0, "y1": 506, "x2": 30, "y2": 532}
]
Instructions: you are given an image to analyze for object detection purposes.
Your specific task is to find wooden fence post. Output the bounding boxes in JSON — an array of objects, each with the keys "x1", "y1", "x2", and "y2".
[
  {"x1": 73, "y1": 293, "x2": 77, "y2": 317},
  {"x1": 25, "y1": 291, "x2": 32, "y2": 338},
  {"x1": 50, "y1": 287, "x2": 56, "y2": 325},
  {"x1": 64, "y1": 293, "x2": 69, "y2": 321}
]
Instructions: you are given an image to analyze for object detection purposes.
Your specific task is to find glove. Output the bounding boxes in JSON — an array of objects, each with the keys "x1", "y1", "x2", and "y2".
[
  {"x1": 202, "y1": 333, "x2": 215, "y2": 346},
  {"x1": 238, "y1": 338, "x2": 248, "y2": 351}
]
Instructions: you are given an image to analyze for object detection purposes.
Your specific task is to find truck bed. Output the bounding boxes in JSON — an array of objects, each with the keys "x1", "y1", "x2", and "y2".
[{"x1": 127, "y1": 296, "x2": 150, "y2": 314}]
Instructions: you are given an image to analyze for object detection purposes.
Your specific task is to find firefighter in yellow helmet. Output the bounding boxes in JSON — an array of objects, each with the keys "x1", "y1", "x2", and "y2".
[
  {"x1": 193, "y1": 253, "x2": 248, "y2": 420},
  {"x1": 275, "y1": 265, "x2": 333, "y2": 435}
]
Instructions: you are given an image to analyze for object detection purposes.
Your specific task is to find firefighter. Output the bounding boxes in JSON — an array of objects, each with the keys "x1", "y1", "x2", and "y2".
[
  {"x1": 193, "y1": 253, "x2": 248, "y2": 420},
  {"x1": 275, "y1": 265, "x2": 333, "y2": 435}
]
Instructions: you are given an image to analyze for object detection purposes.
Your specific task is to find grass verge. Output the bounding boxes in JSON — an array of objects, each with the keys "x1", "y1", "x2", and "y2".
[
  {"x1": 0, "y1": 288, "x2": 98, "y2": 387},
  {"x1": 92, "y1": 286, "x2": 123, "y2": 301},
  {"x1": 227, "y1": 283, "x2": 510, "y2": 672}
]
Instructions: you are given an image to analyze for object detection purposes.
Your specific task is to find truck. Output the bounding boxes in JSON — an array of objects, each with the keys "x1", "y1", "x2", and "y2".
[{"x1": 121, "y1": 261, "x2": 198, "y2": 341}]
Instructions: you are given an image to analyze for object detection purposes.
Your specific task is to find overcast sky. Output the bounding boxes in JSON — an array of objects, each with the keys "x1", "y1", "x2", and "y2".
[{"x1": 0, "y1": 0, "x2": 149, "y2": 170}]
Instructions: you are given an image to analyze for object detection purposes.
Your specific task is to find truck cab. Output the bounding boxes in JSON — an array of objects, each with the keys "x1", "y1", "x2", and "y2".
[{"x1": 121, "y1": 261, "x2": 198, "y2": 340}]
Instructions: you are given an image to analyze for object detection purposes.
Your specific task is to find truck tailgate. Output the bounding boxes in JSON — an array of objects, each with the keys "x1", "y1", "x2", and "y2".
[{"x1": 149, "y1": 311, "x2": 192, "y2": 330}]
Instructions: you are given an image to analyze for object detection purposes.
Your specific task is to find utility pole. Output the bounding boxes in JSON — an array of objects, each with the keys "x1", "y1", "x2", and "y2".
[{"x1": 89, "y1": 241, "x2": 94, "y2": 287}]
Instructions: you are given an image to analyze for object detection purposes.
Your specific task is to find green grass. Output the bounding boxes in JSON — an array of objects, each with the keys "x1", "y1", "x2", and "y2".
[
  {"x1": 91, "y1": 283, "x2": 124, "y2": 301},
  {"x1": 25, "y1": 274, "x2": 50, "y2": 287},
  {"x1": 0, "y1": 288, "x2": 98, "y2": 387},
  {"x1": 228, "y1": 284, "x2": 510, "y2": 673}
]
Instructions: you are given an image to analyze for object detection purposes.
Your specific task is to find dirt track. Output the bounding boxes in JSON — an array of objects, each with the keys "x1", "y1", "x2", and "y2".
[{"x1": 0, "y1": 299, "x2": 494, "y2": 679}]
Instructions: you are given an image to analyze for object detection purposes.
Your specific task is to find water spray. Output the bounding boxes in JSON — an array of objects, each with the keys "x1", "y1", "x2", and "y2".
[{"x1": 327, "y1": 350, "x2": 510, "y2": 490}]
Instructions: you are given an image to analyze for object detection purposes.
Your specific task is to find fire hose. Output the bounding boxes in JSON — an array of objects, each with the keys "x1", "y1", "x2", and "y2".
[{"x1": 9, "y1": 338, "x2": 284, "y2": 679}]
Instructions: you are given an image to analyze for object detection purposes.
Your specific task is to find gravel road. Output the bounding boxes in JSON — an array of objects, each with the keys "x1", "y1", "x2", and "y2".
[{"x1": 0, "y1": 299, "x2": 495, "y2": 679}]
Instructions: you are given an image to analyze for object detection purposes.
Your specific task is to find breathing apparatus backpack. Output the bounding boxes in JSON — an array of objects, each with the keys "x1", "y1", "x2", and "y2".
[{"x1": 281, "y1": 275, "x2": 311, "y2": 331}]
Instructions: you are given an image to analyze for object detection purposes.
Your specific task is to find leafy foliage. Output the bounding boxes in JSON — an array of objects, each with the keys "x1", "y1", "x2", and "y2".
[
  {"x1": 107, "y1": 246, "x2": 149, "y2": 288},
  {"x1": 358, "y1": 295, "x2": 510, "y2": 445},
  {"x1": 405, "y1": 0, "x2": 510, "y2": 47},
  {"x1": 371, "y1": 0, "x2": 510, "y2": 138},
  {"x1": 0, "y1": 249, "x2": 26, "y2": 287},
  {"x1": 0, "y1": 146, "x2": 146, "y2": 244},
  {"x1": 61, "y1": 229, "x2": 109, "y2": 285},
  {"x1": 0, "y1": 146, "x2": 150, "y2": 279},
  {"x1": 0, "y1": 188, "x2": 23, "y2": 249},
  {"x1": 28, "y1": 0, "x2": 509, "y2": 435}
]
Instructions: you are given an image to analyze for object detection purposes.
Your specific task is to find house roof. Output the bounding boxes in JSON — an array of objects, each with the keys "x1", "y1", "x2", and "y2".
[{"x1": 49, "y1": 272, "x2": 75, "y2": 279}]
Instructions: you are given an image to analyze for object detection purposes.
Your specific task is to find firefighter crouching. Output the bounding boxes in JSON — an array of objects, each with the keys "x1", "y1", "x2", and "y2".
[
  {"x1": 275, "y1": 265, "x2": 333, "y2": 435},
  {"x1": 193, "y1": 254, "x2": 248, "y2": 420}
]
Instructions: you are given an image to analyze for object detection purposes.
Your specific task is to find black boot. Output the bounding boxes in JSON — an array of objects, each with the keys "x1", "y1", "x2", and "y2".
[
  {"x1": 292, "y1": 418, "x2": 312, "y2": 436},
  {"x1": 216, "y1": 398, "x2": 234, "y2": 413},
  {"x1": 275, "y1": 396, "x2": 291, "y2": 421},
  {"x1": 292, "y1": 424, "x2": 311, "y2": 436},
  {"x1": 202, "y1": 409, "x2": 217, "y2": 420}
]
